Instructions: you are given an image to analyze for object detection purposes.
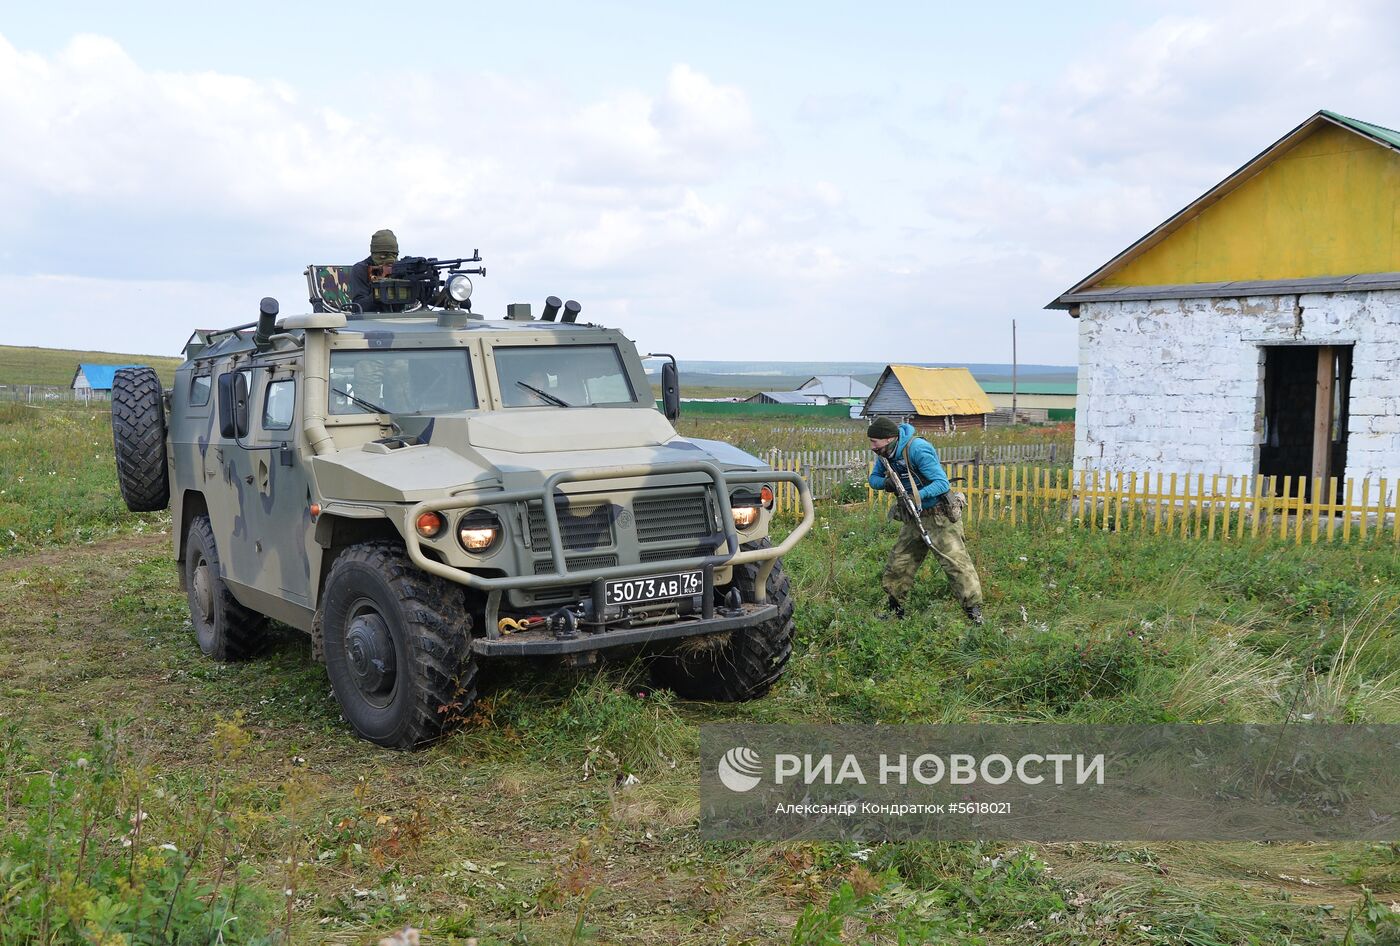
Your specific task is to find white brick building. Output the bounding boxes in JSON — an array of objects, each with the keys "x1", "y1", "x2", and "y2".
[{"x1": 1050, "y1": 111, "x2": 1400, "y2": 497}]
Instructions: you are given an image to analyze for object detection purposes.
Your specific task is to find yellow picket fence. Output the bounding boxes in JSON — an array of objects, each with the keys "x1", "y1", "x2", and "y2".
[{"x1": 767, "y1": 457, "x2": 1400, "y2": 544}]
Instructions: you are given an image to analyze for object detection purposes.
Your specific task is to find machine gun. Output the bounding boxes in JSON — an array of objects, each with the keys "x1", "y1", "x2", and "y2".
[{"x1": 368, "y1": 251, "x2": 487, "y2": 310}]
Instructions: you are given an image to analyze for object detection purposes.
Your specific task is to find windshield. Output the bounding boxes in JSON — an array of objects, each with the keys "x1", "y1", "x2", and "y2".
[
  {"x1": 495, "y1": 344, "x2": 637, "y2": 408},
  {"x1": 328, "y1": 349, "x2": 478, "y2": 415}
]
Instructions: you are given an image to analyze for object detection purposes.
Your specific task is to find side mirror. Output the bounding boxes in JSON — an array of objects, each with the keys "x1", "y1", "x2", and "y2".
[
  {"x1": 218, "y1": 372, "x2": 251, "y2": 439},
  {"x1": 661, "y1": 361, "x2": 680, "y2": 422}
]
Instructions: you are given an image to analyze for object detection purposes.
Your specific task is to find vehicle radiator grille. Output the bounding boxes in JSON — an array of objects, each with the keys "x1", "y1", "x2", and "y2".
[
  {"x1": 533, "y1": 554, "x2": 617, "y2": 575},
  {"x1": 633, "y1": 493, "x2": 713, "y2": 543},
  {"x1": 527, "y1": 499, "x2": 614, "y2": 551},
  {"x1": 639, "y1": 542, "x2": 719, "y2": 564}
]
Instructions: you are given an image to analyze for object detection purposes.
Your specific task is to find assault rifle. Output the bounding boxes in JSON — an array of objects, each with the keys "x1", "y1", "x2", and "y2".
[
  {"x1": 878, "y1": 451, "x2": 936, "y2": 550},
  {"x1": 876, "y1": 449, "x2": 964, "y2": 569}
]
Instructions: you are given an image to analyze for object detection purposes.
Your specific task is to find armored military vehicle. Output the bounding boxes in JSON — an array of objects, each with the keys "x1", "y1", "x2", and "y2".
[{"x1": 111, "y1": 254, "x2": 814, "y2": 747}]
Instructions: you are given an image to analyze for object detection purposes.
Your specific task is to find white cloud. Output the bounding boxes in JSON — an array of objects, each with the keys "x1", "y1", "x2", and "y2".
[
  {"x1": 561, "y1": 64, "x2": 757, "y2": 186},
  {"x1": 0, "y1": 34, "x2": 846, "y2": 359},
  {"x1": 923, "y1": 0, "x2": 1400, "y2": 297},
  {"x1": 7, "y1": 3, "x2": 1397, "y2": 365}
]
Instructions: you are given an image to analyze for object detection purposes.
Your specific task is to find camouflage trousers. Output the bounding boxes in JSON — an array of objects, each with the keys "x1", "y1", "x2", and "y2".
[{"x1": 881, "y1": 502, "x2": 983, "y2": 608}]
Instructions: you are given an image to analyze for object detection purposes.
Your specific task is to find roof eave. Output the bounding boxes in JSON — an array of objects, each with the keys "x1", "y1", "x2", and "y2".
[{"x1": 1057, "y1": 271, "x2": 1400, "y2": 307}]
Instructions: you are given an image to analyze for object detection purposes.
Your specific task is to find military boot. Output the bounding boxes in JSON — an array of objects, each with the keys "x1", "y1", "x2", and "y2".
[
  {"x1": 964, "y1": 605, "x2": 984, "y2": 626},
  {"x1": 879, "y1": 596, "x2": 906, "y2": 620}
]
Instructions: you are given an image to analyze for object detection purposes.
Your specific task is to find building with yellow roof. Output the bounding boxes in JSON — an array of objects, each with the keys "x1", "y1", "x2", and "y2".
[
  {"x1": 862, "y1": 365, "x2": 995, "y2": 433},
  {"x1": 1049, "y1": 110, "x2": 1400, "y2": 499}
]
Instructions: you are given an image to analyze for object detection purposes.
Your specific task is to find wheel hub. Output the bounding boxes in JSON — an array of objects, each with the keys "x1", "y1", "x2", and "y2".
[
  {"x1": 192, "y1": 561, "x2": 214, "y2": 625},
  {"x1": 345, "y1": 610, "x2": 396, "y2": 698}
]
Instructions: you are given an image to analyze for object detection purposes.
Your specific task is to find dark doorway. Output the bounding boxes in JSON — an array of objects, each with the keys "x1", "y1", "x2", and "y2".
[{"x1": 1259, "y1": 345, "x2": 1351, "y2": 498}]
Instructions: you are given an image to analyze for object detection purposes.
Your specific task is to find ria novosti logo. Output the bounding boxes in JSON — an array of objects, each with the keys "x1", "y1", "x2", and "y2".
[
  {"x1": 717, "y1": 746, "x2": 764, "y2": 792},
  {"x1": 715, "y1": 747, "x2": 1106, "y2": 793}
]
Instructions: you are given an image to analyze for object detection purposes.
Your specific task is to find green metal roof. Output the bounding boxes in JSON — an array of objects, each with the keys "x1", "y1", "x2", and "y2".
[
  {"x1": 1321, "y1": 110, "x2": 1400, "y2": 151},
  {"x1": 978, "y1": 381, "x2": 1076, "y2": 396}
]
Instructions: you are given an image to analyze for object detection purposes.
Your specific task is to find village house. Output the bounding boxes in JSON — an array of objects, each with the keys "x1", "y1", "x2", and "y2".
[
  {"x1": 745, "y1": 390, "x2": 822, "y2": 406},
  {"x1": 794, "y1": 375, "x2": 873, "y2": 406},
  {"x1": 979, "y1": 381, "x2": 1077, "y2": 424},
  {"x1": 862, "y1": 365, "x2": 995, "y2": 433},
  {"x1": 1050, "y1": 110, "x2": 1400, "y2": 498},
  {"x1": 746, "y1": 374, "x2": 872, "y2": 410},
  {"x1": 71, "y1": 363, "x2": 142, "y2": 399}
]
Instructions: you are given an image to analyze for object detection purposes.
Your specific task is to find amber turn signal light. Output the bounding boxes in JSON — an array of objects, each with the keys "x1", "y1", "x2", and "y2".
[{"x1": 415, "y1": 511, "x2": 445, "y2": 538}]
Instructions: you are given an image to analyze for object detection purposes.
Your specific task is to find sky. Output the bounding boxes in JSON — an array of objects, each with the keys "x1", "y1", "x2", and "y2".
[{"x1": 2, "y1": 0, "x2": 1398, "y2": 365}]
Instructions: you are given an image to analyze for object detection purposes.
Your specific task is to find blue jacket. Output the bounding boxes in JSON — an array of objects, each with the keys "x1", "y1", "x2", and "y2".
[{"x1": 868, "y1": 423, "x2": 950, "y2": 510}]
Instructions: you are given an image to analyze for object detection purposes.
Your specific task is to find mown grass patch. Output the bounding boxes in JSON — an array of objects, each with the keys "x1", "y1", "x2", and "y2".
[{"x1": 4, "y1": 418, "x2": 1400, "y2": 941}]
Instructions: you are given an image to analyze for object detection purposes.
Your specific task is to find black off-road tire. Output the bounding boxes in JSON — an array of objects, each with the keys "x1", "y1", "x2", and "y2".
[
  {"x1": 321, "y1": 542, "x2": 477, "y2": 749},
  {"x1": 650, "y1": 538, "x2": 796, "y2": 701},
  {"x1": 185, "y1": 515, "x2": 266, "y2": 661},
  {"x1": 111, "y1": 366, "x2": 169, "y2": 512}
]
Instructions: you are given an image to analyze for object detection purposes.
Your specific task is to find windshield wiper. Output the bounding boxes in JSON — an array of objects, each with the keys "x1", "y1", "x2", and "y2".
[
  {"x1": 333, "y1": 386, "x2": 404, "y2": 436},
  {"x1": 516, "y1": 380, "x2": 571, "y2": 407},
  {"x1": 333, "y1": 386, "x2": 392, "y2": 415}
]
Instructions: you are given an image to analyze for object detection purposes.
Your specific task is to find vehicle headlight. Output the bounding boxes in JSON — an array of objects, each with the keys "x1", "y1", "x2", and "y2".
[
  {"x1": 457, "y1": 510, "x2": 501, "y2": 552},
  {"x1": 731, "y1": 505, "x2": 760, "y2": 529},
  {"x1": 447, "y1": 274, "x2": 473, "y2": 303}
]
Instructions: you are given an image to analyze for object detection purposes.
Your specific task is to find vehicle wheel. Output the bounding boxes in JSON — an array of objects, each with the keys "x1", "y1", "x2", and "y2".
[
  {"x1": 185, "y1": 515, "x2": 266, "y2": 660},
  {"x1": 111, "y1": 366, "x2": 170, "y2": 512},
  {"x1": 650, "y1": 538, "x2": 796, "y2": 701},
  {"x1": 321, "y1": 542, "x2": 476, "y2": 748}
]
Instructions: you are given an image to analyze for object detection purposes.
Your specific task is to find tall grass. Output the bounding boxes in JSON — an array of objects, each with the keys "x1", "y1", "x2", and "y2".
[{"x1": 0, "y1": 405, "x2": 167, "y2": 555}]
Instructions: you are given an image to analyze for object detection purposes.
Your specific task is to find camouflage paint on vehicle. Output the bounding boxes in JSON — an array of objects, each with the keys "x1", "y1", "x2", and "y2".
[
  {"x1": 166, "y1": 310, "x2": 814, "y2": 642},
  {"x1": 111, "y1": 259, "x2": 814, "y2": 747}
]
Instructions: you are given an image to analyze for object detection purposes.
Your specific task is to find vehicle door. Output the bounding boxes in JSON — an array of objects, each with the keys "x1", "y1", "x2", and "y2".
[{"x1": 242, "y1": 361, "x2": 316, "y2": 609}]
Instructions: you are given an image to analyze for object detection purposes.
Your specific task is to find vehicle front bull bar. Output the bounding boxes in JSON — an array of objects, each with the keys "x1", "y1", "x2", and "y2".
[{"x1": 402, "y1": 460, "x2": 814, "y2": 596}]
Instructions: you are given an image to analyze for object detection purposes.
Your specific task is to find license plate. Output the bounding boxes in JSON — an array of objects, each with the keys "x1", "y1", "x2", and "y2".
[{"x1": 604, "y1": 570, "x2": 703, "y2": 606}]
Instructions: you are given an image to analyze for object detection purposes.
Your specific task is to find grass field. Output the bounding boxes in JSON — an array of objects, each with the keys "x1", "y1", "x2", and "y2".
[
  {"x1": 1, "y1": 405, "x2": 1398, "y2": 944},
  {"x1": 0, "y1": 344, "x2": 184, "y2": 388},
  {"x1": 673, "y1": 415, "x2": 1075, "y2": 455}
]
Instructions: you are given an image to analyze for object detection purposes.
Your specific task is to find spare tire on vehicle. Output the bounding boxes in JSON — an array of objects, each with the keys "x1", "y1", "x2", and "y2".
[{"x1": 111, "y1": 366, "x2": 170, "y2": 512}]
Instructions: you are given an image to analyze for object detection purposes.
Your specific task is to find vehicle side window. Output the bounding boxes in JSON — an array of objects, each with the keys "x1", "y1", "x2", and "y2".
[
  {"x1": 263, "y1": 379, "x2": 295, "y2": 430},
  {"x1": 190, "y1": 372, "x2": 211, "y2": 407}
]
